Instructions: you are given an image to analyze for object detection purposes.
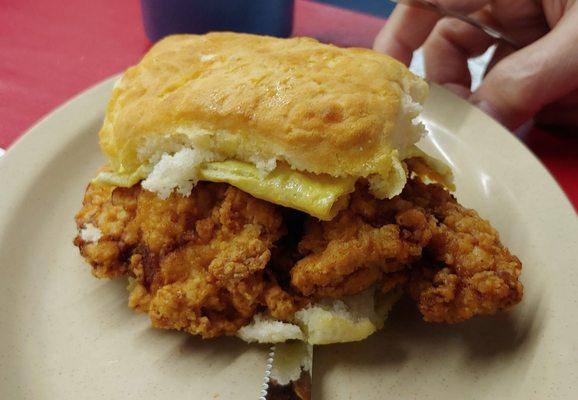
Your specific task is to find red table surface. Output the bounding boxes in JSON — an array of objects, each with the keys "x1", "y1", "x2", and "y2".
[{"x1": 1, "y1": 0, "x2": 576, "y2": 209}]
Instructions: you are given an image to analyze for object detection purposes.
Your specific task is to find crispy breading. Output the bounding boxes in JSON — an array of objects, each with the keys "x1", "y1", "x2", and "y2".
[
  {"x1": 74, "y1": 184, "x2": 139, "y2": 278},
  {"x1": 290, "y1": 179, "x2": 523, "y2": 322},
  {"x1": 403, "y1": 180, "x2": 524, "y2": 323},
  {"x1": 74, "y1": 178, "x2": 523, "y2": 338},
  {"x1": 290, "y1": 186, "x2": 436, "y2": 298},
  {"x1": 75, "y1": 182, "x2": 287, "y2": 338},
  {"x1": 263, "y1": 284, "x2": 305, "y2": 321}
]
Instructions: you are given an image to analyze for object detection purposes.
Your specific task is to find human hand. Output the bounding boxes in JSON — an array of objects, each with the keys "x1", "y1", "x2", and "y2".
[{"x1": 374, "y1": 0, "x2": 578, "y2": 130}]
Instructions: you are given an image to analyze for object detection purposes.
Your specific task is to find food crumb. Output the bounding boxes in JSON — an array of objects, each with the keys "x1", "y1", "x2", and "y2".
[{"x1": 79, "y1": 223, "x2": 102, "y2": 243}]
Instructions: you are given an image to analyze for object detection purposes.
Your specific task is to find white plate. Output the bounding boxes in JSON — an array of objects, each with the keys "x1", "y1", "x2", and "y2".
[{"x1": 1, "y1": 77, "x2": 577, "y2": 400}]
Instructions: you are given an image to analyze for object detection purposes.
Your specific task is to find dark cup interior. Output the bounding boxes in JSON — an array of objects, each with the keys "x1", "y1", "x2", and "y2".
[{"x1": 141, "y1": 0, "x2": 295, "y2": 42}]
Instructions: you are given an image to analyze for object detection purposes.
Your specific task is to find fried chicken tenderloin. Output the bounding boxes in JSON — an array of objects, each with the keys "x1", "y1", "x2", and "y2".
[{"x1": 74, "y1": 32, "x2": 522, "y2": 345}]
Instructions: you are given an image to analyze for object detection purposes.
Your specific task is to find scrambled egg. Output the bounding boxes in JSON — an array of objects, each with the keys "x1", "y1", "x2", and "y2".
[
  {"x1": 93, "y1": 146, "x2": 452, "y2": 221},
  {"x1": 94, "y1": 159, "x2": 356, "y2": 220}
]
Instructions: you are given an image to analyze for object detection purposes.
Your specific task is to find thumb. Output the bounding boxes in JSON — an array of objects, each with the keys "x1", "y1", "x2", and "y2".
[{"x1": 470, "y1": 6, "x2": 578, "y2": 130}]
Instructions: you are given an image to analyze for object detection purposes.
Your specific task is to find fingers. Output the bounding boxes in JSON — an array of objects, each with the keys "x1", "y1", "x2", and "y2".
[
  {"x1": 373, "y1": 0, "x2": 578, "y2": 130},
  {"x1": 484, "y1": 43, "x2": 516, "y2": 76},
  {"x1": 422, "y1": 9, "x2": 496, "y2": 87},
  {"x1": 373, "y1": 4, "x2": 440, "y2": 65},
  {"x1": 373, "y1": 0, "x2": 489, "y2": 65},
  {"x1": 470, "y1": 5, "x2": 578, "y2": 129}
]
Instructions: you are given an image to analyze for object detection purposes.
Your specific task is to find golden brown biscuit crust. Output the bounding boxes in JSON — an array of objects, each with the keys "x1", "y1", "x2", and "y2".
[{"x1": 99, "y1": 32, "x2": 427, "y2": 180}]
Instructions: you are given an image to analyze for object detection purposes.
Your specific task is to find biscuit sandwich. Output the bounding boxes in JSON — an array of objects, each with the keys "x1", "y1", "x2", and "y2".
[{"x1": 74, "y1": 32, "x2": 522, "y2": 344}]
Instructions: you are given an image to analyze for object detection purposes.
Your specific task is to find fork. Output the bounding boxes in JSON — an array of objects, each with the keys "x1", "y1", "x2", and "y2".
[{"x1": 389, "y1": 0, "x2": 522, "y2": 50}]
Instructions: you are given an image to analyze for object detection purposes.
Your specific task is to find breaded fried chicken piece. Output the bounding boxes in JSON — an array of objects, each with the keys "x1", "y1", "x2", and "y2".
[
  {"x1": 290, "y1": 189, "x2": 435, "y2": 298},
  {"x1": 75, "y1": 177, "x2": 523, "y2": 337},
  {"x1": 75, "y1": 181, "x2": 301, "y2": 338},
  {"x1": 404, "y1": 180, "x2": 523, "y2": 323},
  {"x1": 290, "y1": 179, "x2": 522, "y2": 323}
]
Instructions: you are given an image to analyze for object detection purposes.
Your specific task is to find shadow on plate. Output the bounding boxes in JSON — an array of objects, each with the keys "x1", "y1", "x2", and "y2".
[
  {"x1": 318, "y1": 294, "x2": 542, "y2": 363},
  {"x1": 133, "y1": 318, "x2": 255, "y2": 371}
]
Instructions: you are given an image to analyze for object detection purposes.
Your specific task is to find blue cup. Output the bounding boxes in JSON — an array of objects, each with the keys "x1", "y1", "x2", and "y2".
[{"x1": 141, "y1": 0, "x2": 295, "y2": 42}]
